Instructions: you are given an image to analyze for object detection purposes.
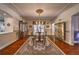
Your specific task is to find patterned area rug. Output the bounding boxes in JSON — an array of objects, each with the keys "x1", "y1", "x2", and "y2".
[{"x1": 15, "y1": 37, "x2": 63, "y2": 55}]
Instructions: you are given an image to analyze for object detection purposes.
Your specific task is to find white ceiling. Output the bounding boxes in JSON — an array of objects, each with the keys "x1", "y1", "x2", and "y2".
[{"x1": 5, "y1": 3, "x2": 76, "y2": 19}]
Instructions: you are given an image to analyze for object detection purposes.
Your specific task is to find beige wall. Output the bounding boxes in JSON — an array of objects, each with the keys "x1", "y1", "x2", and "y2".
[
  {"x1": 54, "y1": 4, "x2": 79, "y2": 45},
  {"x1": 4, "y1": 17, "x2": 19, "y2": 32}
]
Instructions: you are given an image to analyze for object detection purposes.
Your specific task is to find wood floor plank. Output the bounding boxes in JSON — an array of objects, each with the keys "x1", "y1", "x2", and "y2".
[
  {"x1": 0, "y1": 38, "x2": 26, "y2": 55},
  {"x1": 55, "y1": 39, "x2": 79, "y2": 55}
]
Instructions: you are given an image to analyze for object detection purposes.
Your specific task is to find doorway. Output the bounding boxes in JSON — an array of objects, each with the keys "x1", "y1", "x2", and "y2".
[
  {"x1": 72, "y1": 13, "x2": 79, "y2": 44},
  {"x1": 19, "y1": 21, "x2": 28, "y2": 39}
]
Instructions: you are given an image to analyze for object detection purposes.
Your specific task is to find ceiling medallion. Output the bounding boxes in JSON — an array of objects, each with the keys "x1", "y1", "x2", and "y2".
[{"x1": 36, "y1": 9, "x2": 44, "y2": 15}]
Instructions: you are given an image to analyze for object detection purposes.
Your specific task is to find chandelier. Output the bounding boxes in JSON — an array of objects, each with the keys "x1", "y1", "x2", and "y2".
[{"x1": 36, "y1": 9, "x2": 44, "y2": 24}]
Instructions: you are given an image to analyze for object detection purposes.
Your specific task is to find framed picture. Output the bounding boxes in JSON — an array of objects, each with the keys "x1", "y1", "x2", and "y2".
[
  {"x1": 46, "y1": 25, "x2": 49, "y2": 28},
  {"x1": 55, "y1": 22, "x2": 65, "y2": 40},
  {"x1": 29, "y1": 25, "x2": 32, "y2": 28}
]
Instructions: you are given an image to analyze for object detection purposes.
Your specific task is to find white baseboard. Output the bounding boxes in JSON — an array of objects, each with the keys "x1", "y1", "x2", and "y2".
[{"x1": 64, "y1": 41, "x2": 74, "y2": 46}]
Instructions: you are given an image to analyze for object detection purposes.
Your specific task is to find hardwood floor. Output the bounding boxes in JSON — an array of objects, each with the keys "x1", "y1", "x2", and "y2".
[
  {"x1": 0, "y1": 38, "x2": 27, "y2": 55},
  {"x1": 54, "y1": 39, "x2": 79, "y2": 55}
]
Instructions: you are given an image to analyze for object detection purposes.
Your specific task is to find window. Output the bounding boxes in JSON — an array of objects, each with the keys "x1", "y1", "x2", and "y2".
[
  {"x1": 0, "y1": 15, "x2": 5, "y2": 32},
  {"x1": 33, "y1": 24, "x2": 44, "y2": 33}
]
